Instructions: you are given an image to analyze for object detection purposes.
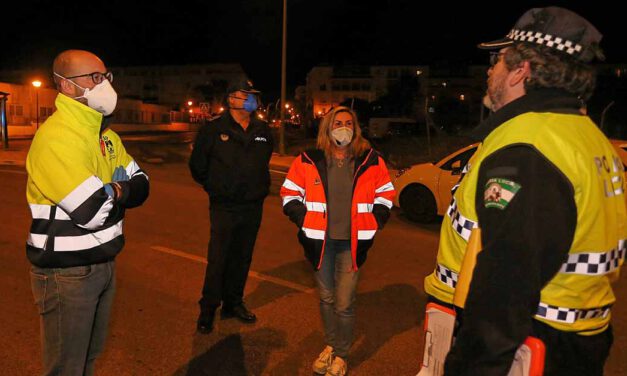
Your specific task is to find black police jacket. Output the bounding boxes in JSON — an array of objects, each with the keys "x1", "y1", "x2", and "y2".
[{"x1": 189, "y1": 112, "x2": 274, "y2": 206}]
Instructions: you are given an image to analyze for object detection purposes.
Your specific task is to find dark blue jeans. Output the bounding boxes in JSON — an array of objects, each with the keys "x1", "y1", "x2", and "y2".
[
  {"x1": 30, "y1": 261, "x2": 116, "y2": 376},
  {"x1": 314, "y1": 239, "x2": 360, "y2": 358}
]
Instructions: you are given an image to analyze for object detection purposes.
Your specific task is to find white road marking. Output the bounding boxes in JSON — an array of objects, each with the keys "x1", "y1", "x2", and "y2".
[{"x1": 151, "y1": 245, "x2": 314, "y2": 294}]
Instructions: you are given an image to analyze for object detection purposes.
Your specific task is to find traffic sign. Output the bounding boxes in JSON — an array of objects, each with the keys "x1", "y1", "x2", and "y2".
[{"x1": 199, "y1": 102, "x2": 210, "y2": 114}]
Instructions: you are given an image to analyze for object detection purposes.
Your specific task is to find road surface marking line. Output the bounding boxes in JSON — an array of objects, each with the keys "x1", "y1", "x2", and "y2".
[
  {"x1": 151, "y1": 245, "x2": 314, "y2": 294},
  {"x1": 0, "y1": 169, "x2": 27, "y2": 175},
  {"x1": 270, "y1": 169, "x2": 287, "y2": 175}
]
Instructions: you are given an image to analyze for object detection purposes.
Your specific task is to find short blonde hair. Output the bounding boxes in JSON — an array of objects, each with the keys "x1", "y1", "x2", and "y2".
[{"x1": 317, "y1": 106, "x2": 371, "y2": 159}]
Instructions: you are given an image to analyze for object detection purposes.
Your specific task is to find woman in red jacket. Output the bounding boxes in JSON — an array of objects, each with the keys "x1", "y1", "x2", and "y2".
[{"x1": 280, "y1": 106, "x2": 395, "y2": 376}]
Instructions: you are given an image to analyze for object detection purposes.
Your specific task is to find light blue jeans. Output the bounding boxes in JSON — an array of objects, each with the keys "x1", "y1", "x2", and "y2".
[
  {"x1": 30, "y1": 261, "x2": 116, "y2": 376},
  {"x1": 314, "y1": 239, "x2": 360, "y2": 358}
]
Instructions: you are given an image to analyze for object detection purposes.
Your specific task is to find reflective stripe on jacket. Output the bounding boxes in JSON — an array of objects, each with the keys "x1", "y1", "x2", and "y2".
[
  {"x1": 280, "y1": 148, "x2": 395, "y2": 270},
  {"x1": 26, "y1": 93, "x2": 148, "y2": 267}
]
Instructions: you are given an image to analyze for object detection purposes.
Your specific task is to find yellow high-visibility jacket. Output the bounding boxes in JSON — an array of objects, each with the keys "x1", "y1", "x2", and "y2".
[
  {"x1": 428, "y1": 111, "x2": 627, "y2": 334},
  {"x1": 26, "y1": 93, "x2": 148, "y2": 267}
]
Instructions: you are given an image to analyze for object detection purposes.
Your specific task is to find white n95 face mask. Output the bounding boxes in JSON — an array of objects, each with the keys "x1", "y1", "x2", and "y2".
[
  {"x1": 75, "y1": 80, "x2": 118, "y2": 116},
  {"x1": 55, "y1": 72, "x2": 118, "y2": 116},
  {"x1": 331, "y1": 127, "x2": 354, "y2": 147}
]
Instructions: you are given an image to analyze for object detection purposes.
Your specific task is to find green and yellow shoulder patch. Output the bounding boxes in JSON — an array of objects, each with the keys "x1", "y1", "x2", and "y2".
[{"x1": 484, "y1": 178, "x2": 521, "y2": 209}]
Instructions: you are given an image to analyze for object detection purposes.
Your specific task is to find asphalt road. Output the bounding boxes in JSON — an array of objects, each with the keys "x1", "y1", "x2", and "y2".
[{"x1": 1, "y1": 134, "x2": 626, "y2": 375}]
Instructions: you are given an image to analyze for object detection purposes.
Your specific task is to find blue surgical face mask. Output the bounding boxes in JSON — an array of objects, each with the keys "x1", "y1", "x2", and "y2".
[
  {"x1": 229, "y1": 93, "x2": 258, "y2": 113},
  {"x1": 243, "y1": 94, "x2": 258, "y2": 112}
]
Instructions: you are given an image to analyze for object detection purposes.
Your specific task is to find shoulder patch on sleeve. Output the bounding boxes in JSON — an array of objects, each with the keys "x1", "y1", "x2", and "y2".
[{"x1": 484, "y1": 178, "x2": 521, "y2": 209}]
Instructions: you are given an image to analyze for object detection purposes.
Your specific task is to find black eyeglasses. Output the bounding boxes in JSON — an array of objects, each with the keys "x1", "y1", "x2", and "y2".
[
  {"x1": 66, "y1": 71, "x2": 113, "y2": 84},
  {"x1": 489, "y1": 52, "x2": 506, "y2": 67}
]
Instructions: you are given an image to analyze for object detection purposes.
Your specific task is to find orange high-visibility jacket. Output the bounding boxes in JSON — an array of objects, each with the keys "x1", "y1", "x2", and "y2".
[{"x1": 280, "y1": 148, "x2": 396, "y2": 270}]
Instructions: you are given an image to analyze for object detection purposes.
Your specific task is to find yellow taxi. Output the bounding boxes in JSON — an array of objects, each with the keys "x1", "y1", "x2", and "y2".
[
  {"x1": 393, "y1": 139, "x2": 627, "y2": 223},
  {"x1": 393, "y1": 143, "x2": 479, "y2": 223}
]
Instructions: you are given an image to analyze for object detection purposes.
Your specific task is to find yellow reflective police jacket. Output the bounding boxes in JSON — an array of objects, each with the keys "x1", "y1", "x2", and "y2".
[
  {"x1": 26, "y1": 93, "x2": 146, "y2": 267},
  {"x1": 424, "y1": 150, "x2": 480, "y2": 305},
  {"x1": 428, "y1": 111, "x2": 627, "y2": 334}
]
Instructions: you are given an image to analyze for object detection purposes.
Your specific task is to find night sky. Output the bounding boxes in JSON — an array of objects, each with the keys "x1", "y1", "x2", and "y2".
[{"x1": 2, "y1": 1, "x2": 623, "y2": 98}]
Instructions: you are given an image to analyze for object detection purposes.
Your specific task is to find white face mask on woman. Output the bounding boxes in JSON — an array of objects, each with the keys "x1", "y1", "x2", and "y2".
[
  {"x1": 331, "y1": 127, "x2": 354, "y2": 147},
  {"x1": 54, "y1": 72, "x2": 118, "y2": 116}
]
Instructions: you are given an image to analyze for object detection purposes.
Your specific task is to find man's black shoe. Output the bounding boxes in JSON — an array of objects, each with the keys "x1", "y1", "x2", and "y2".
[
  {"x1": 196, "y1": 310, "x2": 216, "y2": 334},
  {"x1": 221, "y1": 304, "x2": 257, "y2": 323}
]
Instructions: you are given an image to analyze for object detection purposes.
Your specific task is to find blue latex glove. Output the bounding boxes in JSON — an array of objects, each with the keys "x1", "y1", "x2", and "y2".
[
  {"x1": 112, "y1": 166, "x2": 129, "y2": 182},
  {"x1": 104, "y1": 184, "x2": 115, "y2": 198}
]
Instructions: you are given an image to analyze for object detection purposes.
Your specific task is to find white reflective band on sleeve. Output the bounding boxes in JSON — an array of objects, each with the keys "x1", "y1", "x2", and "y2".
[
  {"x1": 126, "y1": 160, "x2": 140, "y2": 175},
  {"x1": 375, "y1": 182, "x2": 394, "y2": 193},
  {"x1": 357, "y1": 203, "x2": 374, "y2": 213},
  {"x1": 536, "y1": 302, "x2": 611, "y2": 324},
  {"x1": 282, "y1": 195, "x2": 303, "y2": 206},
  {"x1": 59, "y1": 176, "x2": 104, "y2": 213},
  {"x1": 435, "y1": 263, "x2": 458, "y2": 289},
  {"x1": 357, "y1": 230, "x2": 376, "y2": 240},
  {"x1": 447, "y1": 198, "x2": 476, "y2": 241},
  {"x1": 126, "y1": 160, "x2": 148, "y2": 180},
  {"x1": 302, "y1": 227, "x2": 325, "y2": 240},
  {"x1": 27, "y1": 233, "x2": 48, "y2": 248},
  {"x1": 282, "y1": 178, "x2": 305, "y2": 195},
  {"x1": 560, "y1": 240, "x2": 626, "y2": 275},
  {"x1": 374, "y1": 197, "x2": 393, "y2": 208},
  {"x1": 305, "y1": 201, "x2": 327, "y2": 213},
  {"x1": 29, "y1": 204, "x2": 72, "y2": 220},
  {"x1": 53, "y1": 220, "x2": 124, "y2": 252},
  {"x1": 55, "y1": 207, "x2": 71, "y2": 220},
  {"x1": 78, "y1": 196, "x2": 114, "y2": 230}
]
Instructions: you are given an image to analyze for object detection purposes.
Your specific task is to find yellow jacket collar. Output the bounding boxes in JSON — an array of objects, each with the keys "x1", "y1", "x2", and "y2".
[{"x1": 54, "y1": 93, "x2": 103, "y2": 134}]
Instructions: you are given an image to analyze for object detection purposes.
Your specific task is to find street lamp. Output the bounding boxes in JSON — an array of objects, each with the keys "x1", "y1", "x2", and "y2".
[
  {"x1": 32, "y1": 80, "x2": 42, "y2": 129},
  {"x1": 279, "y1": 0, "x2": 287, "y2": 155}
]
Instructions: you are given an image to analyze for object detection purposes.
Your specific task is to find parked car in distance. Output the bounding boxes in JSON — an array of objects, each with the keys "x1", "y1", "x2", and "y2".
[
  {"x1": 393, "y1": 143, "x2": 478, "y2": 223},
  {"x1": 393, "y1": 139, "x2": 627, "y2": 223}
]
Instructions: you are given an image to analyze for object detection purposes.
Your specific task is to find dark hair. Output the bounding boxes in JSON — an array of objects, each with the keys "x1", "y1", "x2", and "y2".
[{"x1": 504, "y1": 43, "x2": 597, "y2": 100}]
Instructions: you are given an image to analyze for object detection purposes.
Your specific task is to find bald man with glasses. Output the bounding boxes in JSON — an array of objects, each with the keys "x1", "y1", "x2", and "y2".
[{"x1": 26, "y1": 49, "x2": 149, "y2": 375}]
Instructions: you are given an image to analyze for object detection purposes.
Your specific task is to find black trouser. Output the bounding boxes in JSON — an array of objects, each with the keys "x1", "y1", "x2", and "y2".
[
  {"x1": 531, "y1": 320, "x2": 613, "y2": 376},
  {"x1": 199, "y1": 203, "x2": 263, "y2": 312}
]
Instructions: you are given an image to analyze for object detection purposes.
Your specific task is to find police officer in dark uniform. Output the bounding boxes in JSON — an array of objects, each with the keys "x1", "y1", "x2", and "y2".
[{"x1": 189, "y1": 77, "x2": 273, "y2": 334}]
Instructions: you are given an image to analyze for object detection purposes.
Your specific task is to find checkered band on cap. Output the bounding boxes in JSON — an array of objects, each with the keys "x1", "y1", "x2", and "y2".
[
  {"x1": 447, "y1": 198, "x2": 476, "y2": 241},
  {"x1": 436, "y1": 264, "x2": 459, "y2": 289},
  {"x1": 560, "y1": 239, "x2": 627, "y2": 275},
  {"x1": 536, "y1": 302, "x2": 611, "y2": 324},
  {"x1": 507, "y1": 29, "x2": 583, "y2": 56}
]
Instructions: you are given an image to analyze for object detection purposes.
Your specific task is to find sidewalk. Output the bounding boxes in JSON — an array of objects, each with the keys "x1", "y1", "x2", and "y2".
[
  {"x1": 0, "y1": 140, "x2": 30, "y2": 167},
  {"x1": 0, "y1": 139, "x2": 296, "y2": 171},
  {"x1": 0, "y1": 142, "x2": 399, "y2": 180}
]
